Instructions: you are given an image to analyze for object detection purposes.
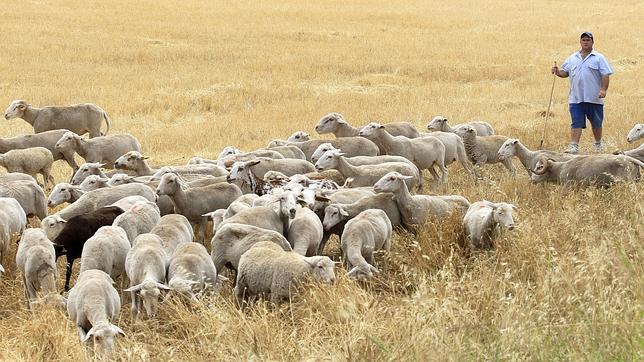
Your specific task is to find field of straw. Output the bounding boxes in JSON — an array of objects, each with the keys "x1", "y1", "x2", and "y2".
[{"x1": 0, "y1": 0, "x2": 642, "y2": 360}]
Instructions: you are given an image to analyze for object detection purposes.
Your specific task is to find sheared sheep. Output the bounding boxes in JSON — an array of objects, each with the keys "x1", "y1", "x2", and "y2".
[
  {"x1": 426, "y1": 115, "x2": 495, "y2": 136},
  {"x1": 48, "y1": 183, "x2": 85, "y2": 207},
  {"x1": 0, "y1": 179, "x2": 47, "y2": 220},
  {"x1": 0, "y1": 147, "x2": 55, "y2": 189},
  {"x1": 79, "y1": 226, "x2": 130, "y2": 286},
  {"x1": 287, "y1": 206, "x2": 323, "y2": 256},
  {"x1": 530, "y1": 154, "x2": 642, "y2": 187},
  {"x1": 463, "y1": 201, "x2": 516, "y2": 250},
  {"x1": 341, "y1": 209, "x2": 392, "y2": 280},
  {"x1": 310, "y1": 142, "x2": 418, "y2": 167},
  {"x1": 112, "y1": 201, "x2": 161, "y2": 244},
  {"x1": 55, "y1": 131, "x2": 141, "y2": 170},
  {"x1": 627, "y1": 123, "x2": 643, "y2": 143},
  {"x1": 149, "y1": 214, "x2": 194, "y2": 256},
  {"x1": 66, "y1": 269, "x2": 125, "y2": 356},
  {"x1": 0, "y1": 197, "x2": 27, "y2": 266},
  {"x1": 15, "y1": 228, "x2": 59, "y2": 308},
  {"x1": 315, "y1": 112, "x2": 420, "y2": 138},
  {"x1": 4, "y1": 100, "x2": 111, "y2": 137},
  {"x1": 168, "y1": 242, "x2": 220, "y2": 298},
  {"x1": 455, "y1": 126, "x2": 515, "y2": 175},
  {"x1": 497, "y1": 138, "x2": 576, "y2": 176},
  {"x1": 79, "y1": 175, "x2": 110, "y2": 191},
  {"x1": 234, "y1": 241, "x2": 336, "y2": 307},
  {"x1": 219, "y1": 190, "x2": 299, "y2": 235}
]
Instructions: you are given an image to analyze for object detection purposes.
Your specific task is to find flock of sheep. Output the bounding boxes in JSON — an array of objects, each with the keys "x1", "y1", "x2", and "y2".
[{"x1": 0, "y1": 99, "x2": 642, "y2": 356}]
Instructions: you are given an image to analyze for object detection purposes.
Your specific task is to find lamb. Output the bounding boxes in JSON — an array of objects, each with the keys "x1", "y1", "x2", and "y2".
[
  {"x1": 359, "y1": 122, "x2": 447, "y2": 183},
  {"x1": 373, "y1": 172, "x2": 470, "y2": 229},
  {"x1": 149, "y1": 214, "x2": 194, "y2": 256},
  {"x1": 287, "y1": 206, "x2": 324, "y2": 256},
  {"x1": 156, "y1": 172, "x2": 242, "y2": 242},
  {"x1": 0, "y1": 147, "x2": 55, "y2": 189},
  {"x1": 0, "y1": 179, "x2": 47, "y2": 220},
  {"x1": 426, "y1": 115, "x2": 495, "y2": 136},
  {"x1": 310, "y1": 142, "x2": 418, "y2": 167},
  {"x1": 341, "y1": 209, "x2": 392, "y2": 280},
  {"x1": 315, "y1": 149, "x2": 421, "y2": 190},
  {"x1": 497, "y1": 138, "x2": 576, "y2": 176},
  {"x1": 0, "y1": 197, "x2": 27, "y2": 266},
  {"x1": 463, "y1": 201, "x2": 516, "y2": 250},
  {"x1": 627, "y1": 123, "x2": 643, "y2": 143},
  {"x1": 530, "y1": 154, "x2": 642, "y2": 187},
  {"x1": 124, "y1": 233, "x2": 170, "y2": 318},
  {"x1": 4, "y1": 100, "x2": 111, "y2": 138},
  {"x1": 219, "y1": 190, "x2": 299, "y2": 235},
  {"x1": 315, "y1": 112, "x2": 420, "y2": 138},
  {"x1": 455, "y1": 125, "x2": 515, "y2": 175},
  {"x1": 15, "y1": 228, "x2": 58, "y2": 308},
  {"x1": 267, "y1": 137, "x2": 379, "y2": 162},
  {"x1": 49, "y1": 206, "x2": 124, "y2": 291},
  {"x1": 55, "y1": 131, "x2": 141, "y2": 169},
  {"x1": 0, "y1": 130, "x2": 79, "y2": 177},
  {"x1": 79, "y1": 226, "x2": 130, "y2": 286},
  {"x1": 287, "y1": 131, "x2": 311, "y2": 142},
  {"x1": 168, "y1": 243, "x2": 220, "y2": 298},
  {"x1": 66, "y1": 270, "x2": 125, "y2": 356},
  {"x1": 112, "y1": 201, "x2": 161, "y2": 244},
  {"x1": 211, "y1": 222, "x2": 292, "y2": 277}
]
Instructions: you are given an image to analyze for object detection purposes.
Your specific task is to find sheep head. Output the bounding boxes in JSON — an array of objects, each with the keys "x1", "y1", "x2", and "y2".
[
  {"x1": 156, "y1": 172, "x2": 187, "y2": 196},
  {"x1": 54, "y1": 131, "x2": 81, "y2": 151},
  {"x1": 314, "y1": 149, "x2": 345, "y2": 171},
  {"x1": 626, "y1": 123, "x2": 643, "y2": 143},
  {"x1": 114, "y1": 151, "x2": 147, "y2": 170},
  {"x1": 107, "y1": 173, "x2": 136, "y2": 186},
  {"x1": 81, "y1": 321, "x2": 125, "y2": 356},
  {"x1": 373, "y1": 171, "x2": 411, "y2": 193},
  {"x1": 426, "y1": 115, "x2": 448, "y2": 131},
  {"x1": 79, "y1": 175, "x2": 109, "y2": 191},
  {"x1": 40, "y1": 215, "x2": 67, "y2": 242},
  {"x1": 311, "y1": 142, "x2": 336, "y2": 163},
  {"x1": 346, "y1": 263, "x2": 379, "y2": 280},
  {"x1": 303, "y1": 256, "x2": 336, "y2": 284},
  {"x1": 71, "y1": 162, "x2": 106, "y2": 185},
  {"x1": 287, "y1": 131, "x2": 310, "y2": 142},
  {"x1": 217, "y1": 146, "x2": 241, "y2": 160},
  {"x1": 315, "y1": 112, "x2": 345, "y2": 134},
  {"x1": 492, "y1": 203, "x2": 516, "y2": 230},
  {"x1": 48, "y1": 183, "x2": 81, "y2": 207},
  {"x1": 323, "y1": 205, "x2": 349, "y2": 231},
  {"x1": 4, "y1": 100, "x2": 28, "y2": 120},
  {"x1": 125, "y1": 281, "x2": 171, "y2": 318},
  {"x1": 358, "y1": 122, "x2": 384, "y2": 138},
  {"x1": 497, "y1": 139, "x2": 519, "y2": 161}
]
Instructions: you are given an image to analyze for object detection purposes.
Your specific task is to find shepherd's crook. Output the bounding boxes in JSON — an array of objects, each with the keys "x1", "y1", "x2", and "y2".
[{"x1": 540, "y1": 61, "x2": 557, "y2": 149}]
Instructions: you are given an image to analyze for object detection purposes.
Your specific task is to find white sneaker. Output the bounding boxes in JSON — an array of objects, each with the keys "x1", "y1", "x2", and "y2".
[
  {"x1": 564, "y1": 143, "x2": 579, "y2": 154},
  {"x1": 594, "y1": 142, "x2": 604, "y2": 152}
]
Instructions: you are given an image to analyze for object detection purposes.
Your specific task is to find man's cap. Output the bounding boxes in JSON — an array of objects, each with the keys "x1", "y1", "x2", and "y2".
[{"x1": 580, "y1": 31, "x2": 593, "y2": 39}]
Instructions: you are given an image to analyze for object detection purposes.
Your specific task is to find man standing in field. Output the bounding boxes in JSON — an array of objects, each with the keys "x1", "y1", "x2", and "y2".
[{"x1": 551, "y1": 32, "x2": 613, "y2": 154}]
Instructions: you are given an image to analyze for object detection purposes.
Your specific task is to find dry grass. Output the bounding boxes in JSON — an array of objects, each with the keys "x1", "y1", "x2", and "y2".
[{"x1": 0, "y1": 0, "x2": 642, "y2": 360}]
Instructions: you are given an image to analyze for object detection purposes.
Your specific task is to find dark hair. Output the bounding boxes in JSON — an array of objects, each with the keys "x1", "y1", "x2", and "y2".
[{"x1": 580, "y1": 32, "x2": 593, "y2": 39}]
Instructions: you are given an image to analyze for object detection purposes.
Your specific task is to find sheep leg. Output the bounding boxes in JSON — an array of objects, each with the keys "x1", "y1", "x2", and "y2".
[
  {"x1": 22, "y1": 275, "x2": 31, "y2": 309},
  {"x1": 64, "y1": 258, "x2": 73, "y2": 291},
  {"x1": 317, "y1": 233, "x2": 331, "y2": 255},
  {"x1": 502, "y1": 158, "x2": 516, "y2": 176}
]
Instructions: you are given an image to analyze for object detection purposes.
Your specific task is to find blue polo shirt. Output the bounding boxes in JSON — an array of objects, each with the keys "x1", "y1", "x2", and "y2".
[{"x1": 561, "y1": 50, "x2": 613, "y2": 105}]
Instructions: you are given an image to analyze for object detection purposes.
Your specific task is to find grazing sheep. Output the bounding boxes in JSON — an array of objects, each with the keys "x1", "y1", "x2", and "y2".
[
  {"x1": 0, "y1": 197, "x2": 27, "y2": 266},
  {"x1": 211, "y1": 222, "x2": 292, "y2": 277},
  {"x1": 156, "y1": 172, "x2": 242, "y2": 243},
  {"x1": 315, "y1": 149, "x2": 421, "y2": 190},
  {"x1": 373, "y1": 172, "x2": 470, "y2": 229},
  {"x1": 627, "y1": 123, "x2": 643, "y2": 143},
  {"x1": 0, "y1": 147, "x2": 55, "y2": 189},
  {"x1": 426, "y1": 115, "x2": 495, "y2": 136},
  {"x1": 341, "y1": 209, "x2": 392, "y2": 280},
  {"x1": 455, "y1": 126, "x2": 515, "y2": 175},
  {"x1": 234, "y1": 241, "x2": 336, "y2": 307},
  {"x1": 79, "y1": 226, "x2": 130, "y2": 285},
  {"x1": 359, "y1": 122, "x2": 448, "y2": 183},
  {"x1": 149, "y1": 214, "x2": 194, "y2": 256},
  {"x1": 287, "y1": 131, "x2": 311, "y2": 142},
  {"x1": 463, "y1": 201, "x2": 516, "y2": 250},
  {"x1": 497, "y1": 138, "x2": 576, "y2": 176},
  {"x1": 287, "y1": 206, "x2": 324, "y2": 256},
  {"x1": 124, "y1": 233, "x2": 170, "y2": 318},
  {"x1": 0, "y1": 130, "x2": 79, "y2": 178},
  {"x1": 268, "y1": 137, "x2": 379, "y2": 162},
  {"x1": 50, "y1": 206, "x2": 125, "y2": 291},
  {"x1": 315, "y1": 112, "x2": 420, "y2": 138},
  {"x1": 54, "y1": 131, "x2": 141, "y2": 171},
  {"x1": 4, "y1": 100, "x2": 111, "y2": 137},
  {"x1": 0, "y1": 179, "x2": 47, "y2": 220},
  {"x1": 15, "y1": 228, "x2": 58, "y2": 308},
  {"x1": 66, "y1": 270, "x2": 125, "y2": 356},
  {"x1": 79, "y1": 175, "x2": 110, "y2": 191},
  {"x1": 168, "y1": 243, "x2": 219, "y2": 298},
  {"x1": 530, "y1": 154, "x2": 642, "y2": 187},
  {"x1": 112, "y1": 201, "x2": 161, "y2": 245}
]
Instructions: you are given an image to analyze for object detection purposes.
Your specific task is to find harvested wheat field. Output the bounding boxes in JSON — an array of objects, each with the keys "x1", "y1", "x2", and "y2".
[{"x1": 0, "y1": 0, "x2": 642, "y2": 360}]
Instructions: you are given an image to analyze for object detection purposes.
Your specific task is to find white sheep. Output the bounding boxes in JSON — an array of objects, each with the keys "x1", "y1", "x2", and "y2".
[
  {"x1": 463, "y1": 201, "x2": 516, "y2": 249},
  {"x1": 149, "y1": 164, "x2": 228, "y2": 181},
  {"x1": 530, "y1": 154, "x2": 642, "y2": 187},
  {"x1": 4, "y1": 100, "x2": 111, "y2": 138},
  {"x1": 48, "y1": 183, "x2": 85, "y2": 207},
  {"x1": 112, "y1": 201, "x2": 161, "y2": 245},
  {"x1": 106, "y1": 173, "x2": 137, "y2": 187},
  {"x1": 497, "y1": 138, "x2": 576, "y2": 176},
  {"x1": 66, "y1": 269, "x2": 125, "y2": 356},
  {"x1": 426, "y1": 115, "x2": 495, "y2": 136},
  {"x1": 627, "y1": 123, "x2": 643, "y2": 143},
  {"x1": 220, "y1": 190, "x2": 299, "y2": 235},
  {"x1": 124, "y1": 233, "x2": 170, "y2": 318},
  {"x1": 0, "y1": 178, "x2": 48, "y2": 220},
  {"x1": 309, "y1": 142, "x2": 418, "y2": 167},
  {"x1": 79, "y1": 174, "x2": 110, "y2": 191},
  {"x1": 79, "y1": 226, "x2": 131, "y2": 287},
  {"x1": 341, "y1": 209, "x2": 392, "y2": 280},
  {"x1": 315, "y1": 148, "x2": 421, "y2": 190},
  {"x1": 156, "y1": 173, "x2": 242, "y2": 242},
  {"x1": 149, "y1": 214, "x2": 194, "y2": 257},
  {"x1": 15, "y1": 228, "x2": 59, "y2": 308},
  {"x1": 70, "y1": 162, "x2": 114, "y2": 185},
  {"x1": 287, "y1": 206, "x2": 323, "y2": 256},
  {"x1": 109, "y1": 195, "x2": 151, "y2": 211},
  {"x1": 455, "y1": 126, "x2": 515, "y2": 175},
  {"x1": 0, "y1": 147, "x2": 55, "y2": 189},
  {"x1": 0, "y1": 197, "x2": 27, "y2": 266},
  {"x1": 55, "y1": 131, "x2": 141, "y2": 169},
  {"x1": 359, "y1": 122, "x2": 448, "y2": 183},
  {"x1": 287, "y1": 131, "x2": 311, "y2": 142},
  {"x1": 322, "y1": 193, "x2": 402, "y2": 232},
  {"x1": 264, "y1": 145, "x2": 307, "y2": 160},
  {"x1": 267, "y1": 137, "x2": 379, "y2": 162},
  {"x1": 315, "y1": 112, "x2": 420, "y2": 138},
  {"x1": 373, "y1": 172, "x2": 470, "y2": 229},
  {"x1": 234, "y1": 241, "x2": 336, "y2": 307},
  {"x1": 211, "y1": 222, "x2": 293, "y2": 276},
  {"x1": 168, "y1": 242, "x2": 220, "y2": 298}
]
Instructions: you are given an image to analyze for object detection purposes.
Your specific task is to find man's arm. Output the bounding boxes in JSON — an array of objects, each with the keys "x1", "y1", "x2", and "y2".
[
  {"x1": 551, "y1": 65, "x2": 568, "y2": 78},
  {"x1": 598, "y1": 75, "x2": 609, "y2": 98}
]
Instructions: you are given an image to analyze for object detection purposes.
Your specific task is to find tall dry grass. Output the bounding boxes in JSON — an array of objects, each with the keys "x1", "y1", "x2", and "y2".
[{"x1": 0, "y1": 0, "x2": 642, "y2": 360}]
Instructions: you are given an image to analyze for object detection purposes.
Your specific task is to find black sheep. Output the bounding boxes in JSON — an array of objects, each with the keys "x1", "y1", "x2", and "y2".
[{"x1": 52, "y1": 206, "x2": 124, "y2": 291}]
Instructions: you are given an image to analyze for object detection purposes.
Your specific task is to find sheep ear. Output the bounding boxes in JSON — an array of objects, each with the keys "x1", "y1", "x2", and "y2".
[
  {"x1": 0, "y1": 264, "x2": 4, "y2": 273},
  {"x1": 346, "y1": 266, "x2": 360, "y2": 278},
  {"x1": 247, "y1": 160, "x2": 261, "y2": 167},
  {"x1": 379, "y1": 125, "x2": 385, "y2": 129},
  {"x1": 296, "y1": 198, "x2": 308, "y2": 207},
  {"x1": 97, "y1": 163, "x2": 106, "y2": 168},
  {"x1": 314, "y1": 195, "x2": 331, "y2": 202},
  {"x1": 512, "y1": 139, "x2": 518, "y2": 144},
  {"x1": 142, "y1": 156, "x2": 149, "y2": 160},
  {"x1": 339, "y1": 208, "x2": 349, "y2": 217},
  {"x1": 124, "y1": 284, "x2": 142, "y2": 293},
  {"x1": 17, "y1": 104, "x2": 26, "y2": 111},
  {"x1": 81, "y1": 327, "x2": 95, "y2": 342},
  {"x1": 111, "y1": 325, "x2": 126, "y2": 337},
  {"x1": 156, "y1": 282, "x2": 172, "y2": 290},
  {"x1": 511, "y1": 204, "x2": 518, "y2": 210},
  {"x1": 400, "y1": 175, "x2": 414, "y2": 180}
]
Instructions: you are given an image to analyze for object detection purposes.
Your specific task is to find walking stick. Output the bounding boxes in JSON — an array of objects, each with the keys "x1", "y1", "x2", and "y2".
[{"x1": 539, "y1": 61, "x2": 557, "y2": 149}]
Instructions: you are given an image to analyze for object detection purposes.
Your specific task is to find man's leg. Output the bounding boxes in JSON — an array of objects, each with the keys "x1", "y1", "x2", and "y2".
[
  {"x1": 566, "y1": 103, "x2": 585, "y2": 153},
  {"x1": 588, "y1": 103, "x2": 604, "y2": 151},
  {"x1": 592, "y1": 127, "x2": 602, "y2": 142},
  {"x1": 571, "y1": 128, "x2": 583, "y2": 143}
]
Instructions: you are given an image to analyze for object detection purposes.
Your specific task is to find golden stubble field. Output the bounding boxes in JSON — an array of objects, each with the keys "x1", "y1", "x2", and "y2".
[{"x1": 0, "y1": 0, "x2": 642, "y2": 360}]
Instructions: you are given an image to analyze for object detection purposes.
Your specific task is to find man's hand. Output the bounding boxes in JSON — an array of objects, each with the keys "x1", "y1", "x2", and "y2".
[
  {"x1": 598, "y1": 89, "x2": 607, "y2": 98},
  {"x1": 551, "y1": 66, "x2": 559, "y2": 75}
]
